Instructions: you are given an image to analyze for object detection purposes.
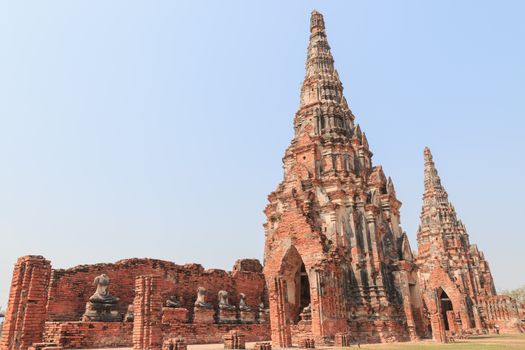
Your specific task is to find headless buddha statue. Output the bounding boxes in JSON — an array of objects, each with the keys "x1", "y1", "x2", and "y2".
[{"x1": 82, "y1": 274, "x2": 121, "y2": 322}]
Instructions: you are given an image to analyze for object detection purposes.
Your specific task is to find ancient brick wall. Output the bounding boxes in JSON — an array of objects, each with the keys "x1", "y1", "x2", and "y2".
[
  {"x1": 481, "y1": 296, "x2": 524, "y2": 334},
  {"x1": 46, "y1": 258, "x2": 266, "y2": 322},
  {"x1": 41, "y1": 319, "x2": 270, "y2": 349},
  {"x1": 133, "y1": 275, "x2": 163, "y2": 350},
  {"x1": 43, "y1": 322, "x2": 133, "y2": 348},
  {"x1": 347, "y1": 320, "x2": 410, "y2": 343},
  {"x1": 0, "y1": 256, "x2": 51, "y2": 350},
  {"x1": 162, "y1": 324, "x2": 270, "y2": 345},
  {"x1": 263, "y1": 10, "x2": 422, "y2": 347},
  {"x1": 414, "y1": 148, "x2": 523, "y2": 339},
  {"x1": 0, "y1": 256, "x2": 266, "y2": 349}
]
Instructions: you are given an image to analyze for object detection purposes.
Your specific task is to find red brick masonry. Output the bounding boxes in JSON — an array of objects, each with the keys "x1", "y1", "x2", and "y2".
[
  {"x1": 0, "y1": 258, "x2": 270, "y2": 349},
  {"x1": 46, "y1": 258, "x2": 266, "y2": 322},
  {"x1": 1, "y1": 10, "x2": 523, "y2": 350},
  {"x1": 44, "y1": 322, "x2": 132, "y2": 349},
  {"x1": 42, "y1": 322, "x2": 269, "y2": 348},
  {"x1": 0, "y1": 256, "x2": 51, "y2": 350}
]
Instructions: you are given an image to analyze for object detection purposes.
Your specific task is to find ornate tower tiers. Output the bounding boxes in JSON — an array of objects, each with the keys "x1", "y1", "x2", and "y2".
[
  {"x1": 416, "y1": 147, "x2": 496, "y2": 301},
  {"x1": 263, "y1": 11, "x2": 426, "y2": 347},
  {"x1": 414, "y1": 147, "x2": 517, "y2": 341}
]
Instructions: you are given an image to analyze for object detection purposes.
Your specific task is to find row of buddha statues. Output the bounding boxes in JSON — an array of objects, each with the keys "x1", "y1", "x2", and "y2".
[
  {"x1": 191, "y1": 287, "x2": 269, "y2": 324},
  {"x1": 81, "y1": 274, "x2": 269, "y2": 324},
  {"x1": 194, "y1": 287, "x2": 255, "y2": 312}
]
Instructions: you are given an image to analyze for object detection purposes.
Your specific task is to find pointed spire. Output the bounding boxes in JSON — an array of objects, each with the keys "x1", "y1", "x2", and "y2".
[
  {"x1": 361, "y1": 132, "x2": 369, "y2": 148},
  {"x1": 305, "y1": 10, "x2": 336, "y2": 78},
  {"x1": 310, "y1": 10, "x2": 325, "y2": 33},
  {"x1": 423, "y1": 146, "x2": 444, "y2": 193},
  {"x1": 387, "y1": 176, "x2": 396, "y2": 196},
  {"x1": 424, "y1": 146, "x2": 433, "y2": 163},
  {"x1": 354, "y1": 124, "x2": 362, "y2": 139},
  {"x1": 296, "y1": 11, "x2": 355, "y2": 140}
]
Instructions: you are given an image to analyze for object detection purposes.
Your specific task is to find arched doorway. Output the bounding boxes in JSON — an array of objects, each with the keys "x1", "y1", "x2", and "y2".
[
  {"x1": 297, "y1": 263, "x2": 311, "y2": 323},
  {"x1": 439, "y1": 290, "x2": 453, "y2": 331},
  {"x1": 280, "y1": 246, "x2": 311, "y2": 325}
]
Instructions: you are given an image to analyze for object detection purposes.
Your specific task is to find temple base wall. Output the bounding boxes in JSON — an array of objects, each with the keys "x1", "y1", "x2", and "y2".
[
  {"x1": 42, "y1": 322, "x2": 269, "y2": 349},
  {"x1": 162, "y1": 324, "x2": 270, "y2": 345},
  {"x1": 347, "y1": 320, "x2": 411, "y2": 344},
  {"x1": 485, "y1": 320, "x2": 525, "y2": 334},
  {"x1": 290, "y1": 319, "x2": 411, "y2": 346},
  {"x1": 43, "y1": 322, "x2": 133, "y2": 349}
]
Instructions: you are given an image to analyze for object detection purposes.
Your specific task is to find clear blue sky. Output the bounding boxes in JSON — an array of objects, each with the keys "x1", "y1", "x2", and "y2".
[{"x1": 1, "y1": 1, "x2": 524, "y2": 307}]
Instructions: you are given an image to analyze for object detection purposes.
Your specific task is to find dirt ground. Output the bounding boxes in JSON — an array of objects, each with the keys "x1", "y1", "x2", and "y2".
[{"x1": 85, "y1": 334, "x2": 525, "y2": 350}]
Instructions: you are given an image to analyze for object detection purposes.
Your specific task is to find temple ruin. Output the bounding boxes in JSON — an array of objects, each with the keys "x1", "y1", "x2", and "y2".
[
  {"x1": 0, "y1": 258, "x2": 270, "y2": 350},
  {"x1": 263, "y1": 10, "x2": 424, "y2": 346},
  {"x1": 0, "y1": 10, "x2": 523, "y2": 350},
  {"x1": 416, "y1": 147, "x2": 523, "y2": 339}
]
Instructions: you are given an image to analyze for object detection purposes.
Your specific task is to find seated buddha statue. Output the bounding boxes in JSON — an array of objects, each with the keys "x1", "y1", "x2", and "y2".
[
  {"x1": 218, "y1": 290, "x2": 236, "y2": 311},
  {"x1": 82, "y1": 274, "x2": 121, "y2": 322}
]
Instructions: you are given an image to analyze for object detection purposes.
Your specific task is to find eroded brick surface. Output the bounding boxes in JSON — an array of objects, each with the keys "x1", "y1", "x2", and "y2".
[
  {"x1": 133, "y1": 275, "x2": 163, "y2": 350},
  {"x1": 0, "y1": 259, "x2": 270, "y2": 350},
  {"x1": 263, "y1": 10, "x2": 426, "y2": 347},
  {"x1": 161, "y1": 324, "x2": 269, "y2": 345},
  {"x1": 46, "y1": 258, "x2": 266, "y2": 323},
  {"x1": 415, "y1": 147, "x2": 524, "y2": 340},
  {"x1": 0, "y1": 10, "x2": 523, "y2": 350},
  {"x1": 43, "y1": 322, "x2": 132, "y2": 348},
  {"x1": 162, "y1": 337, "x2": 186, "y2": 350},
  {"x1": 222, "y1": 330, "x2": 245, "y2": 349},
  {"x1": 0, "y1": 256, "x2": 51, "y2": 350}
]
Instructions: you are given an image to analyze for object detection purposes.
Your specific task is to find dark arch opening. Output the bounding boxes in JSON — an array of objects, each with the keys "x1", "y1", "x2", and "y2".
[
  {"x1": 298, "y1": 263, "x2": 311, "y2": 321},
  {"x1": 280, "y1": 246, "x2": 312, "y2": 324},
  {"x1": 439, "y1": 290, "x2": 453, "y2": 331}
]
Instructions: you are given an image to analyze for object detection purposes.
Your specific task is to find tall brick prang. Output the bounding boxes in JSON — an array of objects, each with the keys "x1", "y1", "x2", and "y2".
[
  {"x1": 0, "y1": 9, "x2": 522, "y2": 350},
  {"x1": 0, "y1": 256, "x2": 51, "y2": 350},
  {"x1": 263, "y1": 10, "x2": 426, "y2": 346},
  {"x1": 415, "y1": 147, "x2": 521, "y2": 339},
  {"x1": 133, "y1": 275, "x2": 163, "y2": 350}
]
